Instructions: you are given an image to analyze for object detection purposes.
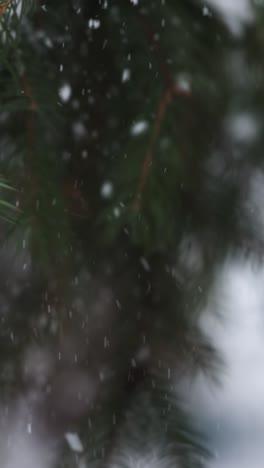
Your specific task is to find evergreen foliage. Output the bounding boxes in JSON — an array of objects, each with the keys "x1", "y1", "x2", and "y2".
[{"x1": 0, "y1": 1, "x2": 263, "y2": 467}]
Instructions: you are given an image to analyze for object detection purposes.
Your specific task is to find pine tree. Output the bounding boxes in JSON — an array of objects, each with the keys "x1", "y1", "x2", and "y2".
[{"x1": 1, "y1": 1, "x2": 263, "y2": 467}]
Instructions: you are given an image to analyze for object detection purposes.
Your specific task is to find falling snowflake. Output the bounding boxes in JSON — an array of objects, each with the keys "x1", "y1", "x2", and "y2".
[{"x1": 130, "y1": 120, "x2": 148, "y2": 136}]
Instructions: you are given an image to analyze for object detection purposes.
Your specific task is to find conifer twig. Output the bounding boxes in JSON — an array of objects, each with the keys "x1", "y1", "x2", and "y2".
[
  {"x1": 132, "y1": 9, "x2": 192, "y2": 208},
  {"x1": 0, "y1": 0, "x2": 11, "y2": 16},
  {"x1": 134, "y1": 83, "x2": 191, "y2": 209},
  {"x1": 21, "y1": 73, "x2": 37, "y2": 111}
]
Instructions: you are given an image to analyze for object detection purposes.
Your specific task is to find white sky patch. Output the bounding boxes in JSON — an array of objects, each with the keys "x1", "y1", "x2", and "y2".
[
  {"x1": 58, "y1": 83, "x2": 72, "y2": 103},
  {"x1": 1, "y1": 433, "x2": 52, "y2": 468},
  {"x1": 130, "y1": 120, "x2": 148, "y2": 136},
  {"x1": 205, "y1": 0, "x2": 254, "y2": 36},
  {"x1": 0, "y1": 397, "x2": 56, "y2": 468},
  {"x1": 183, "y1": 256, "x2": 264, "y2": 468},
  {"x1": 65, "y1": 433, "x2": 83, "y2": 453}
]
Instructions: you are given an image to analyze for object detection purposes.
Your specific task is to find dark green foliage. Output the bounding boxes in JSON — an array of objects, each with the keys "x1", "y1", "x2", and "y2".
[{"x1": 1, "y1": 1, "x2": 264, "y2": 467}]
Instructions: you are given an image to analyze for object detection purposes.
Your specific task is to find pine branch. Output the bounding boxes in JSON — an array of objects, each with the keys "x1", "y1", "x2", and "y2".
[
  {"x1": 134, "y1": 82, "x2": 191, "y2": 209},
  {"x1": 0, "y1": 0, "x2": 11, "y2": 16}
]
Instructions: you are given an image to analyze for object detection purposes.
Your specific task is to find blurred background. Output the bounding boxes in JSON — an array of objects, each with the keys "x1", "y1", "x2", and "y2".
[{"x1": 0, "y1": 0, "x2": 264, "y2": 467}]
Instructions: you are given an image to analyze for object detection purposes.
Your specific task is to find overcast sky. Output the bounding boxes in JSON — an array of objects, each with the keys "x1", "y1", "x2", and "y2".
[
  {"x1": 185, "y1": 255, "x2": 264, "y2": 468},
  {"x1": 206, "y1": 0, "x2": 254, "y2": 35}
]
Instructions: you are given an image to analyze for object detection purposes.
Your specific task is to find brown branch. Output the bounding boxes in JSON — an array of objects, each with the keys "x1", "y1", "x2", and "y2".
[
  {"x1": 17, "y1": 76, "x2": 35, "y2": 218},
  {"x1": 135, "y1": 10, "x2": 189, "y2": 96},
  {"x1": 0, "y1": 0, "x2": 11, "y2": 16},
  {"x1": 21, "y1": 73, "x2": 38, "y2": 199},
  {"x1": 21, "y1": 74, "x2": 38, "y2": 111},
  {"x1": 130, "y1": 7, "x2": 192, "y2": 209},
  {"x1": 133, "y1": 83, "x2": 191, "y2": 209},
  {"x1": 133, "y1": 88, "x2": 172, "y2": 208},
  {"x1": 20, "y1": 76, "x2": 66, "y2": 320},
  {"x1": 62, "y1": 182, "x2": 90, "y2": 218}
]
